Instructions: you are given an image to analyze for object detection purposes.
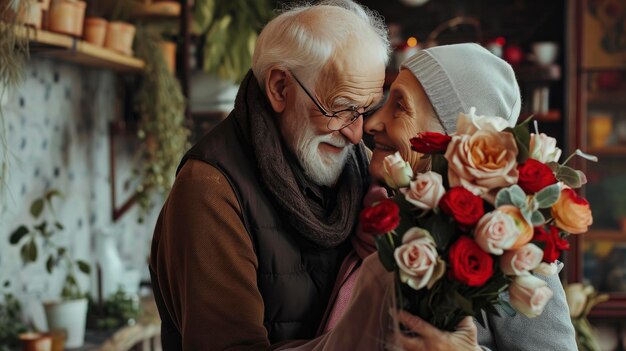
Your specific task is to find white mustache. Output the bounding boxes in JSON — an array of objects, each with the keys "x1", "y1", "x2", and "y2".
[{"x1": 317, "y1": 133, "x2": 349, "y2": 148}]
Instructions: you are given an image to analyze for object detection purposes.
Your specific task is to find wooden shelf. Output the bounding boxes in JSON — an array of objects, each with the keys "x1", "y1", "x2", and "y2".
[
  {"x1": 133, "y1": 1, "x2": 181, "y2": 18},
  {"x1": 520, "y1": 109, "x2": 561, "y2": 122},
  {"x1": 584, "y1": 229, "x2": 626, "y2": 242},
  {"x1": 587, "y1": 91, "x2": 626, "y2": 106},
  {"x1": 18, "y1": 27, "x2": 145, "y2": 72},
  {"x1": 514, "y1": 64, "x2": 562, "y2": 82},
  {"x1": 586, "y1": 145, "x2": 626, "y2": 156}
]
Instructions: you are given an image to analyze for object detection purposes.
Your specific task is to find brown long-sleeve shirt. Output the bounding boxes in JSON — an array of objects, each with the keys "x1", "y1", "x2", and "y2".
[{"x1": 150, "y1": 159, "x2": 396, "y2": 350}]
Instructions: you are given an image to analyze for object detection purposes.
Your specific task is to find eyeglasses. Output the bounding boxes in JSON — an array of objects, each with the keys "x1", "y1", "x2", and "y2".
[{"x1": 290, "y1": 71, "x2": 379, "y2": 131}]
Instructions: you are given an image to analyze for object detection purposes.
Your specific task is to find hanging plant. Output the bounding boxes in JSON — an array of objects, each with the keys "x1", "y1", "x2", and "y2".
[
  {"x1": 0, "y1": 0, "x2": 31, "y2": 194},
  {"x1": 194, "y1": 0, "x2": 275, "y2": 83},
  {"x1": 133, "y1": 26, "x2": 189, "y2": 219}
]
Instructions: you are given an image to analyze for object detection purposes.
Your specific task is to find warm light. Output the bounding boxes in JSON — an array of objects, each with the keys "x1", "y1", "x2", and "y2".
[
  {"x1": 495, "y1": 36, "x2": 506, "y2": 46},
  {"x1": 407, "y1": 37, "x2": 418, "y2": 47}
]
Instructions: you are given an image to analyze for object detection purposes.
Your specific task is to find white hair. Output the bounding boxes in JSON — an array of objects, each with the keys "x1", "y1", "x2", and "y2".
[{"x1": 252, "y1": 0, "x2": 390, "y2": 89}]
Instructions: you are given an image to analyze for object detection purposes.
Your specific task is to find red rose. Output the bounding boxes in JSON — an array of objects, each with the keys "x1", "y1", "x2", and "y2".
[
  {"x1": 360, "y1": 199, "x2": 400, "y2": 234},
  {"x1": 533, "y1": 225, "x2": 570, "y2": 262},
  {"x1": 439, "y1": 187, "x2": 485, "y2": 229},
  {"x1": 410, "y1": 132, "x2": 452, "y2": 154},
  {"x1": 449, "y1": 236, "x2": 494, "y2": 286},
  {"x1": 517, "y1": 159, "x2": 557, "y2": 194}
]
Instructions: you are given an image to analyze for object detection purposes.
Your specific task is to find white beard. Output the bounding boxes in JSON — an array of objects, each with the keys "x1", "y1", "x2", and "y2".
[{"x1": 295, "y1": 125, "x2": 351, "y2": 186}]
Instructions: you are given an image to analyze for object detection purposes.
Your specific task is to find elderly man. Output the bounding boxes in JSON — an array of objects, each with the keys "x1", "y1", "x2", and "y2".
[{"x1": 149, "y1": 0, "x2": 389, "y2": 349}]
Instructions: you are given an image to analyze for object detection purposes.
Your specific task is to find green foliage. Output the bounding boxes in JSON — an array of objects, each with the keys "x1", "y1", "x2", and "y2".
[
  {"x1": 504, "y1": 117, "x2": 532, "y2": 164},
  {"x1": 0, "y1": 293, "x2": 28, "y2": 351},
  {"x1": 8, "y1": 189, "x2": 91, "y2": 300},
  {"x1": 194, "y1": 0, "x2": 276, "y2": 82},
  {"x1": 133, "y1": 27, "x2": 189, "y2": 218},
  {"x1": 535, "y1": 183, "x2": 561, "y2": 209},
  {"x1": 87, "y1": 290, "x2": 140, "y2": 331}
]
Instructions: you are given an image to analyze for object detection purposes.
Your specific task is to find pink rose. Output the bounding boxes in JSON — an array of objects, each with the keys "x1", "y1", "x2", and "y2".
[
  {"x1": 530, "y1": 133, "x2": 562, "y2": 163},
  {"x1": 444, "y1": 129, "x2": 519, "y2": 202},
  {"x1": 509, "y1": 275, "x2": 554, "y2": 318},
  {"x1": 500, "y1": 244, "x2": 544, "y2": 276},
  {"x1": 383, "y1": 152, "x2": 413, "y2": 189},
  {"x1": 394, "y1": 228, "x2": 445, "y2": 290},
  {"x1": 403, "y1": 172, "x2": 445, "y2": 211},
  {"x1": 474, "y1": 209, "x2": 521, "y2": 255}
]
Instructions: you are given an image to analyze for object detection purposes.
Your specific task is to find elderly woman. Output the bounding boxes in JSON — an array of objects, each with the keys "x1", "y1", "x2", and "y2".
[{"x1": 318, "y1": 43, "x2": 577, "y2": 351}]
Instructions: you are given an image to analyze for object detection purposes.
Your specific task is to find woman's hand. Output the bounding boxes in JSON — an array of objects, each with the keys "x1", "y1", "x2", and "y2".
[{"x1": 390, "y1": 311, "x2": 481, "y2": 351}]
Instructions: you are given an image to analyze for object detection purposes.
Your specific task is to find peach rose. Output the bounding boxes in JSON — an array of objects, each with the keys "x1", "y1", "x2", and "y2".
[
  {"x1": 394, "y1": 228, "x2": 445, "y2": 290},
  {"x1": 498, "y1": 205, "x2": 533, "y2": 249},
  {"x1": 383, "y1": 152, "x2": 413, "y2": 189},
  {"x1": 445, "y1": 127, "x2": 519, "y2": 202},
  {"x1": 456, "y1": 107, "x2": 512, "y2": 135},
  {"x1": 403, "y1": 172, "x2": 445, "y2": 211},
  {"x1": 551, "y1": 188, "x2": 593, "y2": 234},
  {"x1": 474, "y1": 209, "x2": 520, "y2": 255},
  {"x1": 500, "y1": 244, "x2": 544, "y2": 276},
  {"x1": 530, "y1": 133, "x2": 562, "y2": 163},
  {"x1": 509, "y1": 275, "x2": 554, "y2": 318}
]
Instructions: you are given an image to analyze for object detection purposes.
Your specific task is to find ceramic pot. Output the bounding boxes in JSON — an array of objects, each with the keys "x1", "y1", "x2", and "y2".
[
  {"x1": 19, "y1": 332, "x2": 52, "y2": 351},
  {"x1": 104, "y1": 21, "x2": 136, "y2": 55},
  {"x1": 19, "y1": 2, "x2": 43, "y2": 28},
  {"x1": 48, "y1": 0, "x2": 86, "y2": 37},
  {"x1": 45, "y1": 330, "x2": 66, "y2": 351},
  {"x1": 95, "y1": 228, "x2": 124, "y2": 299},
  {"x1": 44, "y1": 298, "x2": 88, "y2": 349},
  {"x1": 83, "y1": 17, "x2": 107, "y2": 46},
  {"x1": 159, "y1": 41, "x2": 177, "y2": 73}
]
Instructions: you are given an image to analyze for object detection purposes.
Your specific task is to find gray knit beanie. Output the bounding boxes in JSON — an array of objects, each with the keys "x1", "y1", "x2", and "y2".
[{"x1": 401, "y1": 43, "x2": 521, "y2": 134}]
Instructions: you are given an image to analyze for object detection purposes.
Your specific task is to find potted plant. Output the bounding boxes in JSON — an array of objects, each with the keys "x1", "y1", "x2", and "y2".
[
  {"x1": 87, "y1": 289, "x2": 140, "y2": 331},
  {"x1": 103, "y1": 0, "x2": 135, "y2": 55},
  {"x1": 0, "y1": 289, "x2": 29, "y2": 351},
  {"x1": 8, "y1": 190, "x2": 91, "y2": 349}
]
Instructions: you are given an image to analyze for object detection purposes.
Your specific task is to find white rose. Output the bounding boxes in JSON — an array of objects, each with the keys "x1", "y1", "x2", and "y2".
[
  {"x1": 474, "y1": 210, "x2": 521, "y2": 255},
  {"x1": 394, "y1": 228, "x2": 445, "y2": 290},
  {"x1": 383, "y1": 152, "x2": 413, "y2": 189},
  {"x1": 564, "y1": 283, "x2": 587, "y2": 318},
  {"x1": 509, "y1": 275, "x2": 554, "y2": 318},
  {"x1": 533, "y1": 261, "x2": 561, "y2": 276},
  {"x1": 403, "y1": 172, "x2": 445, "y2": 211},
  {"x1": 456, "y1": 107, "x2": 513, "y2": 135},
  {"x1": 530, "y1": 133, "x2": 562, "y2": 163},
  {"x1": 500, "y1": 244, "x2": 544, "y2": 276}
]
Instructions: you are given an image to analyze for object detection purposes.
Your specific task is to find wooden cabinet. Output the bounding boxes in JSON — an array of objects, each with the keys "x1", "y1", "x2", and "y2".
[{"x1": 566, "y1": 0, "x2": 626, "y2": 318}]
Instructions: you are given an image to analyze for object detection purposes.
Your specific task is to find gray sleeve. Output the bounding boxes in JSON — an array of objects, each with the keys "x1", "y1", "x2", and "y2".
[{"x1": 487, "y1": 274, "x2": 578, "y2": 351}]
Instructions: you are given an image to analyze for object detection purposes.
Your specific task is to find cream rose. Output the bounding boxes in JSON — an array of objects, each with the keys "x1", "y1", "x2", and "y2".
[
  {"x1": 456, "y1": 107, "x2": 512, "y2": 135},
  {"x1": 394, "y1": 228, "x2": 445, "y2": 290},
  {"x1": 552, "y1": 188, "x2": 593, "y2": 234},
  {"x1": 533, "y1": 262, "x2": 561, "y2": 276},
  {"x1": 383, "y1": 152, "x2": 413, "y2": 189},
  {"x1": 509, "y1": 275, "x2": 554, "y2": 318},
  {"x1": 564, "y1": 283, "x2": 588, "y2": 318},
  {"x1": 499, "y1": 205, "x2": 534, "y2": 249},
  {"x1": 474, "y1": 209, "x2": 520, "y2": 255},
  {"x1": 500, "y1": 244, "x2": 544, "y2": 276},
  {"x1": 445, "y1": 128, "x2": 519, "y2": 202},
  {"x1": 530, "y1": 133, "x2": 562, "y2": 163},
  {"x1": 403, "y1": 172, "x2": 445, "y2": 211}
]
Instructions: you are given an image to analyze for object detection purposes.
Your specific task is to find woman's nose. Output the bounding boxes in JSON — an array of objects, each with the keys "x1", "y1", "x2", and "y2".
[{"x1": 364, "y1": 109, "x2": 385, "y2": 136}]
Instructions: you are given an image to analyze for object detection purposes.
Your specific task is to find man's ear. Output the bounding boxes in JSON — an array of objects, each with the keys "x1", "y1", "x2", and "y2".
[{"x1": 265, "y1": 68, "x2": 288, "y2": 113}]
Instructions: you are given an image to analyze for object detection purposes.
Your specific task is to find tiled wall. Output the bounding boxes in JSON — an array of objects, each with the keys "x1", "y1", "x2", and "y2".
[{"x1": 0, "y1": 58, "x2": 160, "y2": 328}]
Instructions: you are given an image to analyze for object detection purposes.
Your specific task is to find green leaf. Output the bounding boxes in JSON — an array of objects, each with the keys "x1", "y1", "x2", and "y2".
[
  {"x1": 77, "y1": 260, "x2": 91, "y2": 275},
  {"x1": 54, "y1": 222, "x2": 64, "y2": 230},
  {"x1": 30, "y1": 198, "x2": 44, "y2": 218},
  {"x1": 531, "y1": 211, "x2": 546, "y2": 226},
  {"x1": 9, "y1": 226, "x2": 29, "y2": 244},
  {"x1": 21, "y1": 240, "x2": 38, "y2": 263},
  {"x1": 46, "y1": 255, "x2": 54, "y2": 274},
  {"x1": 375, "y1": 236, "x2": 397, "y2": 272},
  {"x1": 57, "y1": 247, "x2": 66, "y2": 257},
  {"x1": 45, "y1": 189, "x2": 62, "y2": 202},
  {"x1": 431, "y1": 154, "x2": 448, "y2": 185},
  {"x1": 452, "y1": 290, "x2": 473, "y2": 315},
  {"x1": 498, "y1": 299, "x2": 518, "y2": 317},
  {"x1": 535, "y1": 183, "x2": 561, "y2": 208},
  {"x1": 474, "y1": 310, "x2": 486, "y2": 329},
  {"x1": 505, "y1": 121, "x2": 531, "y2": 164},
  {"x1": 556, "y1": 166, "x2": 584, "y2": 188},
  {"x1": 422, "y1": 212, "x2": 457, "y2": 251},
  {"x1": 34, "y1": 222, "x2": 48, "y2": 236},
  {"x1": 496, "y1": 185, "x2": 526, "y2": 208},
  {"x1": 3, "y1": 280, "x2": 10, "y2": 288}
]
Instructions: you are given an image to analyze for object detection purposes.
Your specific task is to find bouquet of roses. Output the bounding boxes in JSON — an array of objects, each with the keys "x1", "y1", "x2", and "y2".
[{"x1": 360, "y1": 107, "x2": 596, "y2": 331}]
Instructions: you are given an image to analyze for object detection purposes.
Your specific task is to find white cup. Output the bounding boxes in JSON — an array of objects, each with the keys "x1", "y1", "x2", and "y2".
[{"x1": 532, "y1": 42, "x2": 559, "y2": 65}]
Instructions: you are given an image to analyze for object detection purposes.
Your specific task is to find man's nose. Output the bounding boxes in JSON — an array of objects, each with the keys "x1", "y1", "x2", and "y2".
[{"x1": 339, "y1": 117, "x2": 363, "y2": 145}]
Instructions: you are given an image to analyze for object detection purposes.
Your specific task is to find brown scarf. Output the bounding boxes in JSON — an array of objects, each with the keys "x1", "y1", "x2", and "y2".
[{"x1": 232, "y1": 71, "x2": 369, "y2": 248}]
